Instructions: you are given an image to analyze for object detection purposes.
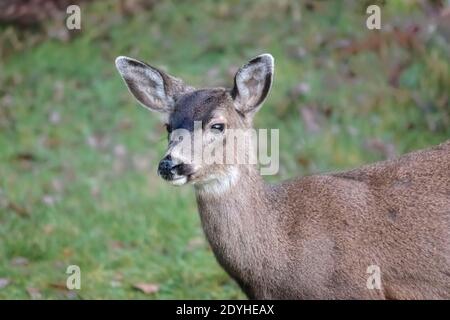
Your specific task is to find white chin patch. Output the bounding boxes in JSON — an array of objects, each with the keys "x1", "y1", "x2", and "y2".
[
  {"x1": 169, "y1": 176, "x2": 188, "y2": 186},
  {"x1": 194, "y1": 167, "x2": 240, "y2": 196}
]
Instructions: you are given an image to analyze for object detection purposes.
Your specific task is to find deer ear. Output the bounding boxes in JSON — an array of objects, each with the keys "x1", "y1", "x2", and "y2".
[
  {"x1": 231, "y1": 54, "x2": 274, "y2": 116},
  {"x1": 115, "y1": 56, "x2": 188, "y2": 114}
]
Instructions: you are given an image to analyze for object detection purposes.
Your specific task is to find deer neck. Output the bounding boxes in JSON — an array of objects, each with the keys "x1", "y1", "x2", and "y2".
[{"x1": 194, "y1": 165, "x2": 281, "y2": 284}]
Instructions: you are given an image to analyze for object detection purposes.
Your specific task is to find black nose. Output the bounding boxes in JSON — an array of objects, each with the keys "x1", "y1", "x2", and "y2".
[
  {"x1": 158, "y1": 156, "x2": 193, "y2": 180},
  {"x1": 158, "y1": 155, "x2": 176, "y2": 180}
]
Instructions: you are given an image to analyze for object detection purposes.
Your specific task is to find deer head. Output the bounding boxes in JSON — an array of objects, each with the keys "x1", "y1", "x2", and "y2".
[{"x1": 115, "y1": 54, "x2": 274, "y2": 188}]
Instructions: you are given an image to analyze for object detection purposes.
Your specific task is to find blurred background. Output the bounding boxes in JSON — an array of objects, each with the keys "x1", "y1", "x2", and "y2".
[{"x1": 0, "y1": 0, "x2": 449, "y2": 299}]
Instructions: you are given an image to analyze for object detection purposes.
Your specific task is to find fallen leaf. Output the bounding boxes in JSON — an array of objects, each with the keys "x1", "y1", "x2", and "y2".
[
  {"x1": 42, "y1": 195, "x2": 57, "y2": 206},
  {"x1": 48, "y1": 282, "x2": 68, "y2": 290},
  {"x1": 0, "y1": 278, "x2": 10, "y2": 289},
  {"x1": 62, "y1": 247, "x2": 73, "y2": 258},
  {"x1": 42, "y1": 136, "x2": 61, "y2": 149},
  {"x1": 51, "y1": 179, "x2": 64, "y2": 193},
  {"x1": 13, "y1": 152, "x2": 36, "y2": 162},
  {"x1": 113, "y1": 144, "x2": 127, "y2": 158},
  {"x1": 12, "y1": 152, "x2": 37, "y2": 170},
  {"x1": 26, "y1": 287, "x2": 42, "y2": 300},
  {"x1": 186, "y1": 237, "x2": 205, "y2": 252},
  {"x1": 296, "y1": 155, "x2": 311, "y2": 168},
  {"x1": 364, "y1": 139, "x2": 397, "y2": 160},
  {"x1": 117, "y1": 118, "x2": 133, "y2": 131},
  {"x1": 11, "y1": 256, "x2": 29, "y2": 266},
  {"x1": 43, "y1": 224, "x2": 54, "y2": 235},
  {"x1": 7, "y1": 201, "x2": 29, "y2": 217},
  {"x1": 65, "y1": 291, "x2": 78, "y2": 299},
  {"x1": 48, "y1": 110, "x2": 61, "y2": 124},
  {"x1": 90, "y1": 185, "x2": 100, "y2": 198},
  {"x1": 113, "y1": 158, "x2": 127, "y2": 174},
  {"x1": 109, "y1": 240, "x2": 125, "y2": 250},
  {"x1": 118, "y1": 0, "x2": 155, "y2": 16},
  {"x1": 300, "y1": 106, "x2": 322, "y2": 134},
  {"x1": 52, "y1": 80, "x2": 65, "y2": 100},
  {"x1": 290, "y1": 82, "x2": 311, "y2": 98},
  {"x1": 113, "y1": 273, "x2": 124, "y2": 281},
  {"x1": 133, "y1": 282, "x2": 160, "y2": 295},
  {"x1": 86, "y1": 133, "x2": 110, "y2": 150},
  {"x1": 388, "y1": 59, "x2": 412, "y2": 87}
]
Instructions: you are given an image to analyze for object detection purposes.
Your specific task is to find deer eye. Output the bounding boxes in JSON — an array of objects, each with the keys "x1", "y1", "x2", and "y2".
[{"x1": 210, "y1": 123, "x2": 225, "y2": 133}]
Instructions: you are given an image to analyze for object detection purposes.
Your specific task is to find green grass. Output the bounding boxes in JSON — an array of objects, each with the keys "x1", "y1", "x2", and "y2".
[{"x1": 0, "y1": 0, "x2": 449, "y2": 299}]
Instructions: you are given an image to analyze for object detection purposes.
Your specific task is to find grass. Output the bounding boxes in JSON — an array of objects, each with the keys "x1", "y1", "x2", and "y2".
[{"x1": 0, "y1": 0, "x2": 449, "y2": 299}]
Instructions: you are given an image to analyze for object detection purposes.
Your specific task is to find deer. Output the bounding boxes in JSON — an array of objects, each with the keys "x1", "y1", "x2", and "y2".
[{"x1": 115, "y1": 53, "x2": 450, "y2": 299}]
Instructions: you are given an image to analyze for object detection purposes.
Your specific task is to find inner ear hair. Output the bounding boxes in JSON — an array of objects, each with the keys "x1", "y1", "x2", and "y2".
[
  {"x1": 115, "y1": 56, "x2": 190, "y2": 114},
  {"x1": 232, "y1": 53, "x2": 274, "y2": 116}
]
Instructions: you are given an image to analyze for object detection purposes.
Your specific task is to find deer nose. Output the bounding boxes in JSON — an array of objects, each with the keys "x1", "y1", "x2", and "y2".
[
  {"x1": 158, "y1": 155, "x2": 194, "y2": 181},
  {"x1": 158, "y1": 155, "x2": 177, "y2": 180},
  {"x1": 158, "y1": 155, "x2": 189, "y2": 180}
]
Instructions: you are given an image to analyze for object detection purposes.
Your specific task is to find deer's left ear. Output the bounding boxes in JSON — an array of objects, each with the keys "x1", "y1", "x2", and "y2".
[{"x1": 231, "y1": 53, "x2": 274, "y2": 117}]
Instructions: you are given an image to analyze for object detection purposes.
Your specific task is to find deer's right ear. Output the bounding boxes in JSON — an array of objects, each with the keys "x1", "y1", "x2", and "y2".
[
  {"x1": 115, "y1": 56, "x2": 188, "y2": 114},
  {"x1": 231, "y1": 54, "x2": 274, "y2": 117}
]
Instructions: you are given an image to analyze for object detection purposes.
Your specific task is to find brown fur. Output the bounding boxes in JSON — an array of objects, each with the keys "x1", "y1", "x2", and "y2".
[{"x1": 197, "y1": 141, "x2": 450, "y2": 299}]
